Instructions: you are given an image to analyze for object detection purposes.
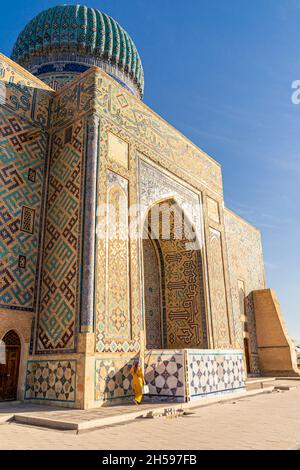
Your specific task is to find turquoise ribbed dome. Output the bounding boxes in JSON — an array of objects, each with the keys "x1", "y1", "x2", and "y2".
[{"x1": 11, "y1": 4, "x2": 144, "y2": 97}]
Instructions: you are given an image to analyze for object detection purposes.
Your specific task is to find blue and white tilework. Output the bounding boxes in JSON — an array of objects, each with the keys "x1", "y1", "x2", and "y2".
[
  {"x1": 186, "y1": 350, "x2": 246, "y2": 400},
  {"x1": 144, "y1": 350, "x2": 186, "y2": 402}
]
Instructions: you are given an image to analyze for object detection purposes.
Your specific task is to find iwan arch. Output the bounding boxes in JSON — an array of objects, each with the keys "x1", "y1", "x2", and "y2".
[
  {"x1": 0, "y1": 5, "x2": 298, "y2": 408},
  {"x1": 142, "y1": 196, "x2": 208, "y2": 351}
]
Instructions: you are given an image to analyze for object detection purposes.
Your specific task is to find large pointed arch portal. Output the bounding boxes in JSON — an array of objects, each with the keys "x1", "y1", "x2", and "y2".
[{"x1": 143, "y1": 199, "x2": 208, "y2": 350}]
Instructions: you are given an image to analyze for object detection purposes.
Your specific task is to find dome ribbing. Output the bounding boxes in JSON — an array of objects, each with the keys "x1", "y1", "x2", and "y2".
[{"x1": 11, "y1": 5, "x2": 144, "y2": 97}]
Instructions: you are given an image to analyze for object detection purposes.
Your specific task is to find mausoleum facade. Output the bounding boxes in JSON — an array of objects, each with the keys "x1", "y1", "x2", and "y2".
[{"x1": 0, "y1": 5, "x2": 298, "y2": 408}]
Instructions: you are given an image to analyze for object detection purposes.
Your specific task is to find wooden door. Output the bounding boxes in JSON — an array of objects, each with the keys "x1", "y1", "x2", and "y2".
[{"x1": 0, "y1": 331, "x2": 21, "y2": 401}]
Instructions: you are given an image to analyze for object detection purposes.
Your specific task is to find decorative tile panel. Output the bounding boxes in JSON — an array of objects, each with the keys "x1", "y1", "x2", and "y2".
[
  {"x1": 140, "y1": 161, "x2": 208, "y2": 349},
  {"x1": 51, "y1": 68, "x2": 223, "y2": 195},
  {"x1": 52, "y1": 71, "x2": 95, "y2": 128},
  {"x1": 207, "y1": 196, "x2": 220, "y2": 224},
  {"x1": 0, "y1": 53, "x2": 53, "y2": 129},
  {"x1": 18, "y1": 254, "x2": 26, "y2": 269},
  {"x1": 28, "y1": 168, "x2": 36, "y2": 183},
  {"x1": 36, "y1": 119, "x2": 85, "y2": 353},
  {"x1": 158, "y1": 204, "x2": 207, "y2": 349},
  {"x1": 208, "y1": 228, "x2": 231, "y2": 348},
  {"x1": 0, "y1": 110, "x2": 47, "y2": 311},
  {"x1": 95, "y1": 121, "x2": 141, "y2": 354},
  {"x1": 108, "y1": 132, "x2": 129, "y2": 169},
  {"x1": 144, "y1": 350, "x2": 186, "y2": 400},
  {"x1": 186, "y1": 350, "x2": 246, "y2": 400},
  {"x1": 95, "y1": 356, "x2": 138, "y2": 401},
  {"x1": 25, "y1": 360, "x2": 76, "y2": 402},
  {"x1": 143, "y1": 239, "x2": 162, "y2": 349},
  {"x1": 224, "y1": 209, "x2": 265, "y2": 374},
  {"x1": 106, "y1": 172, "x2": 131, "y2": 339},
  {"x1": 20, "y1": 206, "x2": 35, "y2": 234},
  {"x1": 139, "y1": 160, "x2": 203, "y2": 239}
]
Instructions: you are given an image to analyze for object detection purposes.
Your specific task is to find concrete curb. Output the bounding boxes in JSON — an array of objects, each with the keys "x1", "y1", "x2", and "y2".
[
  {"x1": 0, "y1": 414, "x2": 15, "y2": 424},
  {"x1": 275, "y1": 377, "x2": 300, "y2": 381},
  {"x1": 10, "y1": 387, "x2": 275, "y2": 432}
]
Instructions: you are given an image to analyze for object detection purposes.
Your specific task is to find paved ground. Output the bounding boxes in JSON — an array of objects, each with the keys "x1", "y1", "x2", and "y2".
[
  {"x1": 0, "y1": 379, "x2": 300, "y2": 450},
  {"x1": 0, "y1": 400, "x2": 174, "y2": 423}
]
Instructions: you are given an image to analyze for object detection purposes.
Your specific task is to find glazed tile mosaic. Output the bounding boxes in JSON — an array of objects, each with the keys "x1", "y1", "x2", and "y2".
[
  {"x1": 140, "y1": 161, "x2": 208, "y2": 350},
  {"x1": 105, "y1": 172, "x2": 131, "y2": 340},
  {"x1": 153, "y1": 202, "x2": 207, "y2": 349},
  {"x1": 224, "y1": 209, "x2": 265, "y2": 374},
  {"x1": 207, "y1": 228, "x2": 232, "y2": 348},
  {"x1": 50, "y1": 69, "x2": 223, "y2": 195},
  {"x1": 143, "y1": 239, "x2": 162, "y2": 349},
  {"x1": 186, "y1": 350, "x2": 246, "y2": 400},
  {"x1": 25, "y1": 360, "x2": 76, "y2": 402},
  {"x1": 11, "y1": 5, "x2": 144, "y2": 98},
  {"x1": 95, "y1": 357, "x2": 138, "y2": 401},
  {"x1": 0, "y1": 54, "x2": 52, "y2": 129},
  {"x1": 0, "y1": 3, "x2": 295, "y2": 409},
  {"x1": 0, "y1": 110, "x2": 47, "y2": 311},
  {"x1": 36, "y1": 119, "x2": 85, "y2": 353},
  {"x1": 95, "y1": 120, "x2": 141, "y2": 355},
  {"x1": 144, "y1": 350, "x2": 186, "y2": 401}
]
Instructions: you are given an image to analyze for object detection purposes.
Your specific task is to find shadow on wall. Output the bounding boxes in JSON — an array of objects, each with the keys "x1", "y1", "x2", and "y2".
[{"x1": 95, "y1": 356, "x2": 140, "y2": 403}]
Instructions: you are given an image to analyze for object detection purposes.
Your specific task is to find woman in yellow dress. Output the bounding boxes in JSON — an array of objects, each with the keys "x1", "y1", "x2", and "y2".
[{"x1": 130, "y1": 360, "x2": 144, "y2": 405}]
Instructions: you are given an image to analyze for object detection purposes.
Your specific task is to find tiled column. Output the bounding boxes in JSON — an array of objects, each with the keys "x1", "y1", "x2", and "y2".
[{"x1": 80, "y1": 114, "x2": 100, "y2": 333}]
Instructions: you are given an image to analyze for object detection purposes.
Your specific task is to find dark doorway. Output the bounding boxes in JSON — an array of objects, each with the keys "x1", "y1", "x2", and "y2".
[
  {"x1": 0, "y1": 331, "x2": 21, "y2": 401},
  {"x1": 244, "y1": 337, "x2": 251, "y2": 375}
]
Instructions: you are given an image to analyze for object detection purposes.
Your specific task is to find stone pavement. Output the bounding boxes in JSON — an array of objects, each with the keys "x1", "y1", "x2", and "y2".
[
  {"x1": 0, "y1": 386, "x2": 272, "y2": 431},
  {"x1": 1, "y1": 400, "x2": 185, "y2": 430},
  {"x1": 0, "y1": 379, "x2": 300, "y2": 450}
]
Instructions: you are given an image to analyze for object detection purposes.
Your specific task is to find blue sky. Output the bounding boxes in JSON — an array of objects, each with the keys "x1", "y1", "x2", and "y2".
[{"x1": 1, "y1": 0, "x2": 299, "y2": 338}]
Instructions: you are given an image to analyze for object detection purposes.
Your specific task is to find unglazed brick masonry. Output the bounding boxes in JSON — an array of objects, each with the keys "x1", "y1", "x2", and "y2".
[{"x1": 0, "y1": 5, "x2": 298, "y2": 408}]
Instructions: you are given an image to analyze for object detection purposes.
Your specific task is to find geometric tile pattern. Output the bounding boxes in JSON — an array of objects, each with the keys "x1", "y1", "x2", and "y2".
[
  {"x1": 95, "y1": 357, "x2": 137, "y2": 402},
  {"x1": 20, "y1": 206, "x2": 35, "y2": 234},
  {"x1": 95, "y1": 120, "x2": 141, "y2": 354},
  {"x1": 11, "y1": 5, "x2": 144, "y2": 96},
  {"x1": 51, "y1": 68, "x2": 222, "y2": 196},
  {"x1": 94, "y1": 350, "x2": 246, "y2": 404},
  {"x1": 39, "y1": 73, "x2": 78, "y2": 93},
  {"x1": 18, "y1": 254, "x2": 26, "y2": 269},
  {"x1": 25, "y1": 360, "x2": 76, "y2": 402},
  {"x1": 36, "y1": 119, "x2": 84, "y2": 353},
  {"x1": 144, "y1": 351, "x2": 186, "y2": 401},
  {"x1": 28, "y1": 168, "x2": 36, "y2": 183},
  {"x1": 186, "y1": 350, "x2": 246, "y2": 400},
  {"x1": 143, "y1": 239, "x2": 162, "y2": 349},
  {"x1": 224, "y1": 209, "x2": 265, "y2": 374},
  {"x1": 0, "y1": 55, "x2": 52, "y2": 129},
  {"x1": 208, "y1": 228, "x2": 231, "y2": 348},
  {"x1": 161, "y1": 216, "x2": 207, "y2": 349},
  {"x1": 140, "y1": 162, "x2": 208, "y2": 350},
  {"x1": 105, "y1": 172, "x2": 130, "y2": 339},
  {"x1": 0, "y1": 109, "x2": 46, "y2": 310},
  {"x1": 72, "y1": 64, "x2": 224, "y2": 355},
  {"x1": 139, "y1": 160, "x2": 204, "y2": 241},
  {"x1": 93, "y1": 73, "x2": 222, "y2": 196}
]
